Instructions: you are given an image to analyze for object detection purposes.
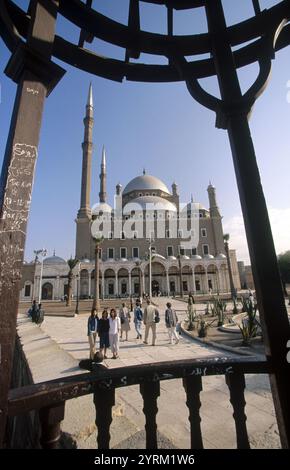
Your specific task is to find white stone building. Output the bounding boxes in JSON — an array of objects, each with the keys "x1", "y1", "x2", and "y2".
[{"x1": 20, "y1": 86, "x2": 240, "y2": 302}]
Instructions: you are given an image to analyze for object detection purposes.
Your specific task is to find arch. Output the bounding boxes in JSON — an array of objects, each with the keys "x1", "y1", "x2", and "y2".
[
  {"x1": 206, "y1": 263, "x2": 218, "y2": 274},
  {"x1": 80, "y1": 268, "x2": 89, "y2": 298},
  {"x1": 131, "y1": 266, "x2": 142, "y2": 297},
  {"x1": 194, "y1": 264, "x2": 206, "y2": 274},
  {"x1": 194, "y1": 265, "x2": 206, "y2": 294},
  {"x1": 103, "y1": 268, "x2": 115, "y2": 278},
  {"x1": 144, "y1": 261, "x2": 166, "y2": 296},
  {"x1": 151, "y1": 261, "x2": 166, "y2": 274},
  {"x1": 168, "y1": 265, "x2": 179, "y2": 275},
  {"x1": 181, "y1": 265, "x2": 193, "y2": 294},
  {"x1": 181, "y1": 264, "x2": 193, "y2": 274},
  {"x1": 91, "y1": 269, "x2": 102, "y2": 278},
  {"x1": 117, "y1": 267, "x2": 129, "y2": 277},
  {"x1": 206, "y1": 263, "x2": 219, "y2": 294},
  {"x1": 42, "y1": 282, "x2": 53, "y2": 300}
]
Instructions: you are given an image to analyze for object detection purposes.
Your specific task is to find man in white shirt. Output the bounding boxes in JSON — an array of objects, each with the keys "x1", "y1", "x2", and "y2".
[{"x1": 143, "y1": 299, "x2": 159, "y2": 346}]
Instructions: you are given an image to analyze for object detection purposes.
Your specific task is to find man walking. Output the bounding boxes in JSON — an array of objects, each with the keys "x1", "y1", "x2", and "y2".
[
  {"x1": 143, "y1": 299, "x2": 159, "y2": 346},
  {"x1": 134, "y1": 300, "x2": 143, "y2": 339},
  {"x1": 165, "y1": 302, "x2": 179, "y2": 344}
]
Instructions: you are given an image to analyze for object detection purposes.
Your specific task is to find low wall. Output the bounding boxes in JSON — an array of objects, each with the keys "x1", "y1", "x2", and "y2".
[{"x1": 5, "y1": 334, "x2": 41, "y2": 449}]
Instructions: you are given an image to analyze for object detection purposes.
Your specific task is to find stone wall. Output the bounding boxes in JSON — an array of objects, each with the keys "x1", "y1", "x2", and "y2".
[{"x1": 5, "y1": 335, "x2": 41, "y2": 449}]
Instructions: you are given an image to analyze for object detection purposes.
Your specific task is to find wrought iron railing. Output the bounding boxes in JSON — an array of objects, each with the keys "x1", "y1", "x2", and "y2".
[{"x1": 7, "y1": 356, "x2": 269, "y2": 449}]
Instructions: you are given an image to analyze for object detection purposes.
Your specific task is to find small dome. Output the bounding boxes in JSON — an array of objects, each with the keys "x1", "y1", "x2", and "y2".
[
  {"x1": 44, "y1": 255, "x2": 66, "y2": 265},
  {"x1": 216, "y1": 253, "x2": 226, "y2": 260},
  {"x1": 81, "y1": 258, "x2": 91, "y2": 263},
  {"x1": 192, "y1": 255, "x2": 202, "y2": 260},
  {"x1": 204, "y1": 254, "x2": 214, "y2": 259},
  {"x1": 152, "y1": 254, "x2": 166, "y2": 260},
  {"x1": 92, "y1": 202, "x2": 112, "y2": 215},
  {"x1": 181, "y1": 255, "x2": 190, "y2": 260},
  {"x1": 168, "y1": 255, "x2": 177, "y2": 260},
  {"x1": 123, "y1": 174, "x2": 170, "y2": 195}
]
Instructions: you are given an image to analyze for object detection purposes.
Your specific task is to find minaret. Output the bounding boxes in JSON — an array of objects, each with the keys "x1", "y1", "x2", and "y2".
[
  {"x1": 116, "y1": 182, "x2": 122, "y2": 196},
  {"x1": 99, "y1": 146, "x2": 107, "y2": 203},
  {"x1": 78, "y1": 83, "x2": 93, "y2": 217},
  {"x1": 75, "y1": 84, "x2": 94, "y2": 260},
  {"x1": 207, "y1": 182, "x2": 223, "y2": 256},
  {"x1": 172, "y1": 181, "x2": 178, "y2": 196},
  {"x1": 207, "y1": 182, "x2": 221, "y2": 218}
]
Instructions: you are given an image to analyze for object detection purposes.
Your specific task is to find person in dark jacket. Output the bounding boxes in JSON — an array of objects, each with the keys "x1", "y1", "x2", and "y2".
[
  {"x1": 87, "y1": 308, "x2": 98, "y2": 359},
  {"x1": 133, "y1": 300, "x2": 143, "y2": 339},
  {"x1": 97, "y1": 309, "x2": 110, "y2": 359},
  {"x1": 165, "y1": 302, "x2": 179, "y2": 345},
  {"x1": 28, "y1": 300, "x2": 38, "y2": 323}
]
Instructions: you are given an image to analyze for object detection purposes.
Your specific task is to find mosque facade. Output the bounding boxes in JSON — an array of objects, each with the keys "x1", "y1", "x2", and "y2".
[{"x1": 20, "y1": 86, "x2": 241, "y2": 302}]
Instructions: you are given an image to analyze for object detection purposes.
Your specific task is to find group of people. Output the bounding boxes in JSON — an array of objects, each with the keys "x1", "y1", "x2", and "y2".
[
  {"x1": 87, "y1": 299, "x2": 180, "y2": 361},
  {"x1": 27, "y1": 300, "x2": 44, "y2": 325}
]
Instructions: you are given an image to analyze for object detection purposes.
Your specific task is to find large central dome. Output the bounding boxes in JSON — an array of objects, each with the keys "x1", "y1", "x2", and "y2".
[{"x1": 123, "y1": 174, "x2": 170, "y2": 195}]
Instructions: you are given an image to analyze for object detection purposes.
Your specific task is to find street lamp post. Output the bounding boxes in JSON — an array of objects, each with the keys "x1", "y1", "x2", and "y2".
[
  {"x1": 33, "y1": 249, "x2": 47, "y2": 304},
  {"x1": 75, "y1": 262, "x2": 80, "y2": 314},
  {"x1": 92, "y1": 236, "x2": 103, "y2": 313},
  {"x1": 147, "y1": 235, "x2": 155, "y2": 299},
  {"x1": 223, "y1": 234, "x2": 236, "y2": 299}
]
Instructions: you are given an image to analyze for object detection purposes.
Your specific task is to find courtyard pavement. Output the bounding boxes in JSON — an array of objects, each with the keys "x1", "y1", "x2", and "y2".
[
  {"x1": 40, "y1": 297, "x2": 238, "y2": 369},
  {"x1": 17, "y1": 297, "x2": 281, "y2": 449}
]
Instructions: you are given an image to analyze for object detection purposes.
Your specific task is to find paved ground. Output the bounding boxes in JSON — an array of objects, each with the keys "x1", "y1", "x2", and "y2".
[
  {"x1": 17, "y1": 297, "x2": 281, "y2": 449},
  {"x1": 40, "y1": 297, "x2": 238, "y2": 369}
]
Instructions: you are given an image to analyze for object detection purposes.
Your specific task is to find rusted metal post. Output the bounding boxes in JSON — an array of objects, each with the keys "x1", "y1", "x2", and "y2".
[
  {"x1": 182, "y1": 375, "x2": 203, "y2": 449},
  {"x1": 226, "y1": 373, "x2": 250, "y2": 449},
  {"x1": 94, "y1": 386, "x2": 115, "y2": 449},
  {"x1": 39, "y1": 401, "x2": 65, "y2": 449},
  {"x1": 0, "y1": 0, "x2": 64, "y2": 447},
  {"x1": 205, "y1": 0, "x2": 290, "y2": 448},
  {"x1": 140, "y1": 380, "x2": 160, "y2": 449}
]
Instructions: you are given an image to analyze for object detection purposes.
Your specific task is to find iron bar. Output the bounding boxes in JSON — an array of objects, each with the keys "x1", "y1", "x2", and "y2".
[
  {"x1": 226, "y1": 373, "x2": 250, "y2": 449},
  {"x1": 183, "y1": 376, "x2": 203, "y2": 449},
  {"x1": 0, "y1": 0, "x2": 64, "y2": 447},
  {"x1": 205, "y1": 0, "x2": 290, "y2": 448}
]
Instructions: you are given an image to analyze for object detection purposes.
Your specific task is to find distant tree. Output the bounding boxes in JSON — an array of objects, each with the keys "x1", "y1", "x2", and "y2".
[
  {"x1": 277, "y1": 251, "x2": 290, "y2": 295},
  {"x1": 67, "y1": 258, "x2": 79, "y2": 306},
  {"x1": 223, "y1": 233, "x2": 236, "y2": 299}
]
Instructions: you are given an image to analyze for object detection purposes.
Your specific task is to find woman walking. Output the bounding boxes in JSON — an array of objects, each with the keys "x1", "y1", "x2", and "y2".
[
  {"x1": 87, "y1": 308, "x2": 98, "y2": 359},
  {"x1": 109, "y1": 308, "x2": 121, "y2": 359},
  {"x1": 120, "y1": 302, "x2": 131, "y2": 341},
  {"x1": 97, "y1": 309, "x2": 110, "y2": 359}
]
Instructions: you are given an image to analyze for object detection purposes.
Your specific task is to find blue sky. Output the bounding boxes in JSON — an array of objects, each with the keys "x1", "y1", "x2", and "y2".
[{"x1": 1, "y1": 0, "x2": 290, "y2": 263}]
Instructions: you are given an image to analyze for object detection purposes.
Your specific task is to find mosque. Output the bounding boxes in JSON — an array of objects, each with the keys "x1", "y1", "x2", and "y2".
[{"x1": 20, "y1": 86, "x2": 241, "y2": 302}]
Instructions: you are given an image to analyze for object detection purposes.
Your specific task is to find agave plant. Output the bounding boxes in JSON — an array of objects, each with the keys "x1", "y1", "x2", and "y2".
[
  {"x1": 187, "y1": 306, "x2": 196, "y2": 331},
  {"x1": 198, "y1": 319, "x2": 208, "y2": 338},
  {"x1": 210, "y1": 296, "x2": 227, "y2": 326},
  {"x1": 232, "y1": 297, "x2": 239, "y2": 315},
  {"x1": 197, "y1": 317, "x2": 215, "y2": 338},
  {"x1": 236, "y1": 298, "x2": 258, "y2": 345}
]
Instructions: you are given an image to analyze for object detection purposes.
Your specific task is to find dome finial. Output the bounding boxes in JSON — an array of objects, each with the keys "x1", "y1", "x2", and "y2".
[
  {"x1": 53, "y1": 249, "x2": 56, "y2": 257},
  {"x1": 143, "y1": 168, "x2": 146, "y2": 175}
]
